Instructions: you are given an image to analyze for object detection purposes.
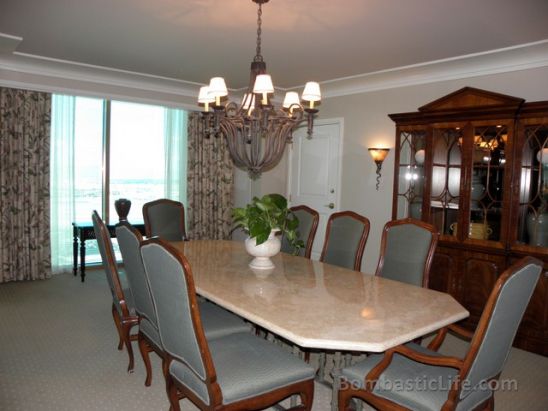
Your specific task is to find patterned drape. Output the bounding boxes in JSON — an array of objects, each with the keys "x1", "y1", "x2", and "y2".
[
  {"x1": 0, "y1": 87, "x2": 52, "y2": 283},
  {"x1": 187, "y1": 112, "x2": 234, "y2": 239}
]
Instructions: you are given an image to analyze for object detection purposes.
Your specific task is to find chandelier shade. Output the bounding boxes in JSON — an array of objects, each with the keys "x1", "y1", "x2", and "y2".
[{"x1": 197, "y1": 0, "x2": 321, "y2": 178}]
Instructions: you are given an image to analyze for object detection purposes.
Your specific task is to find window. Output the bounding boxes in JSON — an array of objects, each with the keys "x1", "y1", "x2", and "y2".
[{"x1": 50, "y1": 95, "x2": 187, "y2": 271}]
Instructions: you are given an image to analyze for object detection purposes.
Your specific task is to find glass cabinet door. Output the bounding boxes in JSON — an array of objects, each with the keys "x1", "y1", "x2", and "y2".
[
  {"x1": 466, "y1": 125, "x2": 508, "y2": 242},
  {"x1": 395, "y1": 129, "x2": 427, "y2": 219},
  {"x1": 517, "y1": 123, "x2": 548, "y2": 248},
  {"x1": 429, "y1": 127, "x2": 463, "y2": 236}
]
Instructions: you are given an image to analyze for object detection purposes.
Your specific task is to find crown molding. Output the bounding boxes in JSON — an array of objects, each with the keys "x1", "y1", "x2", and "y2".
[
  {"x1": 0, "y1": 52, "x2": 203, "y2": 98},
  {"x1": 0, "y1": 33, "x2": 22, "y2": 54},
  {"x1": 0, "y1": 39, "x2": 547, "y2": 103},
  {"x1": 316, "y1": 40, "x2": 548, "y2": 98}
]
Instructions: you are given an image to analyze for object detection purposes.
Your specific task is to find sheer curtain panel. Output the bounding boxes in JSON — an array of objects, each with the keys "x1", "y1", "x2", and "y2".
[
  {"x1": 50, "y1": 95, "x2": 76, "y2": 273},
  {"x1": 0, "y1": 87, "x2": 52, "y2": 283},
  {"x1": 164, "y1": 108, "x2": 188, "y2": 205}
]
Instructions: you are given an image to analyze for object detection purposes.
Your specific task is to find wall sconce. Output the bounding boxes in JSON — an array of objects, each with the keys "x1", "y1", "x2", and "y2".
[{"x1": 368, "y1": 148, "x2": 390, "y2": 190}]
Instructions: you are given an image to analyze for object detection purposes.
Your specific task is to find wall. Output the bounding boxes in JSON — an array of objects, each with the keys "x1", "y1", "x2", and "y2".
[{"x1": 254, "y1": 66, "x2": 548, "y2": 272}]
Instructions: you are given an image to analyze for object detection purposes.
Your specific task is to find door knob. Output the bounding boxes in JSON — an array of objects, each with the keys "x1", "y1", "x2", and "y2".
[{"x1": 325, "y1": 203, "x2": 335, "y2": 209}]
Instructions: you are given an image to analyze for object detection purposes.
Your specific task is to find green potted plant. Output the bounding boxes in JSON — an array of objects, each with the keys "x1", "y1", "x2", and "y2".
[{"x1": 233, "y1": 194, "x2": 303, "y2": 269}]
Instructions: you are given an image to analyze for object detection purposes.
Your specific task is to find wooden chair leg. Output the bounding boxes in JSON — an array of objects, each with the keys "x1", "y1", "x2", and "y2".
[
  {"x1": 138, "y1": 332, "x2": 153, "y2": 386},
  {"x1": 338, "y1": 388, "x2": 353, "y2": 411},
  {"x1": 162, "y1": 356, "x2": 169, "y2": 379},
  {"x1": 299, "y1": 380, "x2": 315, "y2": 411},
  {"x1": 483, "y1": 396, "x2": 494, "y2": 411},
  {"x1": 166, "y1": 375, "x2": 181, "y2": 411},
  {"x1": 111, "y1": 304, "x2": 124, "y2": 350},
  {"x1": 122, "y1": 321, "x2": 135, "y2": 373}
]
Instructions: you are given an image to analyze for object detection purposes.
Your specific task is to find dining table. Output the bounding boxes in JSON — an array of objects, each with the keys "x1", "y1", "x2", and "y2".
[{"x1": 170, "y1": 240, "x2": 469, "y2": 353}]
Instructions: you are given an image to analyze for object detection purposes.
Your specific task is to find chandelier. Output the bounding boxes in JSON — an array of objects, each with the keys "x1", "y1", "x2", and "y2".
[{"x1": 197, "y1": 0, "x2": 321, "y2": 179}]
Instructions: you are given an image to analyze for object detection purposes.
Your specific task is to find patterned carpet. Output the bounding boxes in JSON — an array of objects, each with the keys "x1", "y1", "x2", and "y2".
[{"x1": 0, "y1": 271, "x2": 546, "y2": 411}]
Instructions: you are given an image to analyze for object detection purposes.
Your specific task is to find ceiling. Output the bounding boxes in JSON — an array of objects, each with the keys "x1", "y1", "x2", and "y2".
[{"x1": 1, "y1": 0, "x2": 548, "y2": 90}]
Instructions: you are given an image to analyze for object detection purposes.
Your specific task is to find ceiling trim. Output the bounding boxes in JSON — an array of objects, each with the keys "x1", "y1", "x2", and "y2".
[
  {"x1": 0, "y1": 52, "x2": 203, "y2": 97},
  {"x1": 0, "y1": 32, "x2": 22, "y2": 54},
  {"x1": 0, "y1": 40, "x2": 547, "y2": 102},
  {"x1": 316, "y1": 40, "x2": 548, "y2": 98}
]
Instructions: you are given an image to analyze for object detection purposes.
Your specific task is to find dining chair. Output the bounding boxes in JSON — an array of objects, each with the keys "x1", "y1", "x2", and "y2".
[
  {"x1": 281, "y1": 205, "x2": 319, "y2": 258},
  {"x1": 92, "y1": 210, "x2": 139, "y2": 373},
  {"x1": 320, "y1": 211, "x2": 370, "y2": 271},
  {"x1": 140, "y1": 238, "x2": 316, "y2": 411},
  {"x1": 142, "y1": 198, "x2": 187, "y2": 241},
  {"x1": 375, "y1": 218, "x2": 439, "y2": 288},
  {"x1": 335, "y1": 256, "x2": 542, "y2": 411},
  {"x1": 115, "y1": 222, "x2": 251, "y2": 386}
]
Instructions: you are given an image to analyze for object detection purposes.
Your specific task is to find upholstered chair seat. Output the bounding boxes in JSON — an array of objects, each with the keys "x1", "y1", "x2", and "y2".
[
  {"x1": 340, "y1": 343, "x2": 492, "y2": 411},
  {"x1": 170, "y1": 332, "x2": 315, "y2": 406},
  {"x1": 121, "y1": 287, "x2": 136, "y2": 315}
]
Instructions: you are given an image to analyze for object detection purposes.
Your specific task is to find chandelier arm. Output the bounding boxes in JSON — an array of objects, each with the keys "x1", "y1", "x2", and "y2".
[
  {"x1": 251, "y1": 121, "x2": 262, "y2": 167},
  {"x1": 220, "y1": 121, "x2": 247, "y2": 169},
  {"x1": 260, "y1": 121, "x2": 293, "y2": 170}
]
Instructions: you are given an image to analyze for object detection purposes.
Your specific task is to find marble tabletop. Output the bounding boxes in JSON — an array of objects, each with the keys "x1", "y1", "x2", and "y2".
[{"x1": 171, "y1": 240, "x2": 469, "y2": 352}]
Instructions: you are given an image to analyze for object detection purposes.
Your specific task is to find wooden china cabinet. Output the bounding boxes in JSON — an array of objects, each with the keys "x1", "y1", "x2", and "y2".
[{"x1": 389, "y1": 87, "x2": 548, "y2": 355}]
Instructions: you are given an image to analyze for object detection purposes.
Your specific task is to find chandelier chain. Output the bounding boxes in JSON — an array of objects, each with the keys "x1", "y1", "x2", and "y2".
[{"x1": 255, "y1": 2, "x2": 263, "y2": 62}]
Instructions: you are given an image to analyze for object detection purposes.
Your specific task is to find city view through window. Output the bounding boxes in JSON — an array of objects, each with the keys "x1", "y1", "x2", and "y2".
[{"x1": 73, "y1": 98, "x2": 168, "y2": 262}]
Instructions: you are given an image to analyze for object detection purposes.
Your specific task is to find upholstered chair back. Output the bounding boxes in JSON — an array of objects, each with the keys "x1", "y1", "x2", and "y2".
[
  {"x1": 140, "y1": 239, "x2": 213, "y2": 402},
  {"x1": 460, "y1": 259, "x2": 541, "y2": 399},
  {"x1": 375, "y1": 219, "x2": 438, "y2": 287},
  {"x1": 92, "y1": 210, "x2": 128, "y2": 316},
  {"x1": 143, "y1": 199, "x2": 186, "y2": 241},
  {"x1": 320, "y1": 211, "x2": 370, "y2": 271},
  {"x1": 280, "y1": 205, "x2": 319, "y2": 258},
  {"x1": 115, "y1": 223, "x2": 157, "y2": 326}
]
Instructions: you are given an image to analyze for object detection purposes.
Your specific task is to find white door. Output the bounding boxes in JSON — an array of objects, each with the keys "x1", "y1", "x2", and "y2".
[{"x1": 288, "y1": 119, "x2": 342, "y2": 259}]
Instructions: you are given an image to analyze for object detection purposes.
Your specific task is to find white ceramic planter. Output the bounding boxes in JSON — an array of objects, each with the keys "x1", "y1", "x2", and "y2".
[{"x1": 245, "y1": 230, "x2": 281, "y2": 269}]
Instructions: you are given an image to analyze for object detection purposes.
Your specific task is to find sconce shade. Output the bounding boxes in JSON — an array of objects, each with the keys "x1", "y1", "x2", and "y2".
[
  {"x1": 208, "y1": 77, "x2": 228, "y2": 97},
  {"x1": 302, "y1": 82, "x2": 321, "y2": 102},
  {"x1": 368, "y1": 148, "x2": 390, "y2": 163},
  {"x1": 253, "y1": 74, "x2": 274, "y2": 94},
  {"x1": 283, "y1": 91, "x2": 300, "y2": 108},
  {"x1": 198, "y1": 86, "x2": 215, "y2": 103},
  {"x1": 368, "y1": 148, "x2": 390, "y2": 191}
]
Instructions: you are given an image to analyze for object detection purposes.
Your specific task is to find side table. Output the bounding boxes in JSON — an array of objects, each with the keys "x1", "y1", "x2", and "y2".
[{"x1": 72, "y1": 222, "x2": 146, "y2": 282}]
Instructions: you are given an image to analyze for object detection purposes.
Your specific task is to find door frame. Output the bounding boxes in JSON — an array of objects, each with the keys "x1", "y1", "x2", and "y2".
[{"x1": 286, "y1": 117, "x2": 345, "y2": 212}]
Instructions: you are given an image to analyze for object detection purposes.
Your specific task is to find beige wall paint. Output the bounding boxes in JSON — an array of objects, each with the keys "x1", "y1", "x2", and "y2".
[{"x1": 248, "y1": 66, "x2": 548, "y2": 272}]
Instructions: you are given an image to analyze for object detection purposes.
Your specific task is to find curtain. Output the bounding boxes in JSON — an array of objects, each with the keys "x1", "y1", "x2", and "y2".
[
  {"x1": 49, "y1": 95, "x2": 75, "y2": 273},
  {"x1": 0, "y1": 87, "x2": 52, "y2": 283},
  {"x1": 164, "y1": 108, "x2": 188, "y2": 205},
  {"x1": 187, "y1": 112, "x2": 234, "y2": 239}
]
